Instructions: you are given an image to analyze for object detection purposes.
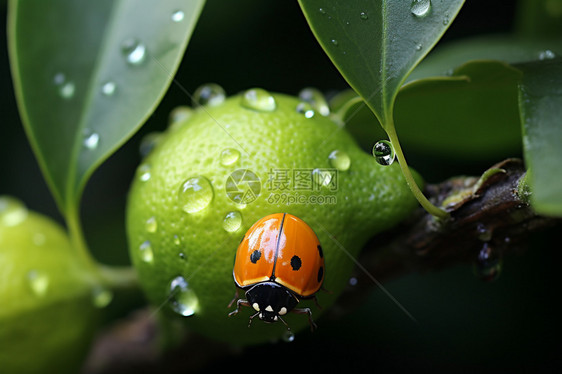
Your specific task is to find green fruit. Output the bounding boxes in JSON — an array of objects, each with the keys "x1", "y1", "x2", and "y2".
[
  {"x1": 126, "y1": 89, "x2": 420, "y2": 344},
  {"x1": 0, "y1": 196, "x2": 100, "y2": 373}
]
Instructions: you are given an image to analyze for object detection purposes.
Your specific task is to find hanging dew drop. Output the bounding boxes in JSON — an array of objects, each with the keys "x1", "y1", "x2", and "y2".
[
  {"x1": 241, "y1": 88, "x2": 277, "y2": 112},
  {"x1": 296, "y1": 102, "x2": 315, "y2": 118},
  {"x1": 26, "y1": 270, "x2": 49, "y2": 297},
  {"x1": 220, "y1": 148, "x2": 241, "y2": 166},
  {"x1": 171, "y1": 10, "x2": 185, "y2": 22},
  {"x1": 0, "y1": 196, "x2": 28, "y2": 227},
  {"x1": 372, "y1": 140, "x2": 395, "y2": 166},
  {"x1": 121, "y1": 38, "x2": 147, "y2": 65},
  {"x1": 192, "y1": 83, "x2": 226, "y2": 107},
  {"x1": 473, "y1": 243, "x2": 502, "y2": 282},
  {"x1": 139, "y1": 240, "x2": 154, "y2": 263},
  {"x1": 168, "y1": 276, "x2": 199, "y2": 317},
  {"x1": 360, "y1": 11, "x2": 368, "y2": 20},
  {"x1": 328, "y1": 150, "x2": 351, "y2": 171},
  {"x1": 178, "y1": 176, "x2": 214, "y2": 213},
  {"x1": 298, "y1": 88, "x2": 330, "y2": 116},
  {"x1": 223, "y1": 211, "x2": 243, "y2": 232},
  {"x1": 282, "y1": 330, "x2": 295, "y2": 342},
  {"x1": 411, "y1": 0, "x2": 431, "y2": 17}
]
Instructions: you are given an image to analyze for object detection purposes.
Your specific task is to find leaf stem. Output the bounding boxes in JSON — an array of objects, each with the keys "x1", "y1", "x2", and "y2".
[
  {"x1": 385, "y1": 121, "x2": 450, "y2": 219},
  {"x1": 67, "y1": 204, "x2": 138, "y2": 290}
]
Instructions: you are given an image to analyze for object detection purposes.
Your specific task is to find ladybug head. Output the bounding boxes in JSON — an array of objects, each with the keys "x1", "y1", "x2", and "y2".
[{"x1": 245, "y1": 282, "x2": 298, "y2": 324}]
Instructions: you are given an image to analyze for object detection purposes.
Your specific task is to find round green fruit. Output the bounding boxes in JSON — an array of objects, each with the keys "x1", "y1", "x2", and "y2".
[
  {"x1": 0, "y1": 196, "x2": 101, "y2": 373},
  {"x1": 126, "y1": 88, "x2": 420, "y2": 344}
]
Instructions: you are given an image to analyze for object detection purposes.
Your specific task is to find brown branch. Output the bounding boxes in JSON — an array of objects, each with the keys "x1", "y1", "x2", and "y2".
[{"x1": 82, "y1": 159, "x2": 560, "y2": 372}]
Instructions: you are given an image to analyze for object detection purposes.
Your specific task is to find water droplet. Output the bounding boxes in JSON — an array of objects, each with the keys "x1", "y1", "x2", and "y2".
[
  {"x1": 101, "y1": 81, "x2": 116, "y2": 96},
  {"x1": 372, "y1": 140, "x2": 395, "y2": 166},
  {"x1": 319, "y1": 8, "x2": 326, "y2": 15},
  {"x1": 53, "y1": 73, "x2": 75, "y2": 99},
  {"x1": 139, "y1": 240, "x2": 154, "y2": 263},
  {"x1": 33, "y1": 232, "x2": 46, "y2": 246},
  {"x1": 145, "y1": 217, "x2": 158, "y2": 233},
  {"x1": 192, "y1": 83, "x2": 226, "y2": 107},
  {"x1": 443, "y1": 14, "x2": 450, "y2": 25},
  {"x1": 169, "y1": 106, "x2": 193, "y2": 126},
  {"x1": 168, "y1": 276, "x2": 199, "y2": 316},
  {"x1": 171, "y1": 10, "x2": 185, "y2": 22},
  {"x1": 328, "y1": 150, "x2": 351, "y2": 171},
  {"x1": 139, "y1": 132, "x2": 161, "y2": 159},
  {"x1": 360, "y1": 11, "x2": 368, "y2": 20},
  {"x1": 26, "y1": 270, "x2": 49, "y2": 296},
  {"x1": 349, "y1": 277, "x2": 358, "y2": 286},
  {"x1": 0, "y1": 196, "x2": 28, "y2": 227},
  {"x1": 415, "y1": 43, "x2": 423, "y2": 51},
  {"x1": 331, "y1": 39, "x2": 339, "y2": 46},
  {"x1": 121, "y1": 38, "x2": 147, "y2": 65},
  {"x1": 137, "y1": 164, "x2": 151, "y2": 182},
  {"x1": 220, "y1": 148, "x2": 241, "y2": 166},
  {"x1": 473, "y1": 243, "x2": 502, "y2": 282},
  {"x1": 223, "y1": 211, "x2": 242, "y2": 232},
  {"x1": 312, "y1": 168, "x2": 334, "y2": 187},
  {"x1": 298, "y1": 88, "x2": 330, "y2": 116},
  {"x1": 92, "y1": 286, "x2": 113, "y2": 308},
  {"x1": 411, "y1": 0, "x2": 431, "y2": 17},
  {"x1": 282, "y1": 330, "x2": 295, "y2": 342},
  {"x1": 538, "y1": 49, "x2": 556, "y2": 60},
  {"x1": 476, "y1": 223, "x2": 492, "y2": 242},
  {"x1": 241, "y1": 88, "x2": 276, "y2": 112},
  {"x1": 83, "y1": 130, "x2": 100, "y2": 150},
  {"x1": 296, "y1": 102, "x2": 315, "y2": 118},
  {"x1": 173, "y1": 235, "x2": 181, "y2": 246},
  {"x1": 178, "y1": 176, "x2": 214, "y2": 213}
]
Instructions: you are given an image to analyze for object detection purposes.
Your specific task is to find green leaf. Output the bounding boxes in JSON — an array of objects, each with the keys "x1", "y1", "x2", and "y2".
[
  {"x1": 298, "y1": 0, "x2": 465, "y2": 127},
  {"x1": 515, "y1": 0, "x2": 562, "y2": 38},
  {"x1": 8, "y1": 0, "x2": 205, "y2": 215},
  {"x1": 517, "y1": 58, "x2": 562, "y2": 216},
  {"x1": 408, "y1": 35, "x2": 562, "y2": 82},
  {"x1": 337, "y1": 60, "x2": 523, "y2": 161}
]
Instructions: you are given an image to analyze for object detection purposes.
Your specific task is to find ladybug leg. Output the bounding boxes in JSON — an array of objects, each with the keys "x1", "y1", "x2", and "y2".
[
  {"x1": 227, "y1": 289, "x2": 240, "y2": 308},
  {"x1": 311, "y1": 295, "x2": 322, "y2": 310},
  {"x1": 247, "y1": 311, "x2": 260, "y2": 328},
  {"x1": 228, "y1": 298, "x2": 250, "y2": 317},
  {"x1": 292, "y1": 307, "x2": 317, "y2": 331}
]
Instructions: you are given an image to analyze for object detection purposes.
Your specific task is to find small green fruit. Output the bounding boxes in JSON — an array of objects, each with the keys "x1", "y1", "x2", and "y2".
[
  {"x1": 0, "y1": 196, "x2": 100, "y2": 373},
  {"x1": 126, "y1": 89, "x2": 419, "y2": 344}
]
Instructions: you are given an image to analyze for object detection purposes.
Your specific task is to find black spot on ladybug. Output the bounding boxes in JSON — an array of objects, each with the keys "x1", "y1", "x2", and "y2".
[
  {"x1": 250, "y1": 250, "x2": 261, "y2": 263},
  {"x1": 317, "y1": 244, "x2": 324, "y2": 258},
  {"x1": 317, "y1": 266, "x2": 324, "y2": 283},
  {"x1": 290, "y1": 255, "x2": 302, "y2": 271}
]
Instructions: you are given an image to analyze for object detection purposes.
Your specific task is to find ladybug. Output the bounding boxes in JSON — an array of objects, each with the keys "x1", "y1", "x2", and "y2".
[{"x1": 228, "y1": 213, "x2": 325, "y2": 330}]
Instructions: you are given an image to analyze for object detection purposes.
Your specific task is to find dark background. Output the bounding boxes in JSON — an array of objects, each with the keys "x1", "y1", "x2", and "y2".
[{"x1": 1, "y1": 1, "x2": 560, "y2": 372}]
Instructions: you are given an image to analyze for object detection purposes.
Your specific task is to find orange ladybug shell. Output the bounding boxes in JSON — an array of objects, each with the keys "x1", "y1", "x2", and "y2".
[{"x1": 233, "y1": 213, "x2": 324, "y2": 298}]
